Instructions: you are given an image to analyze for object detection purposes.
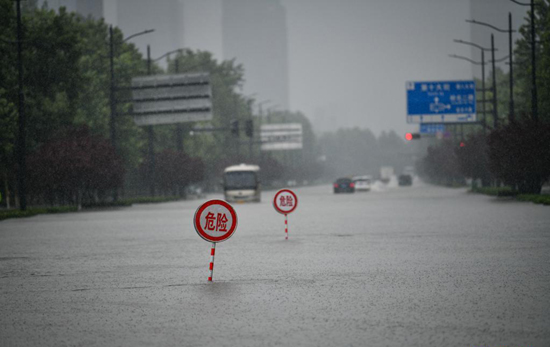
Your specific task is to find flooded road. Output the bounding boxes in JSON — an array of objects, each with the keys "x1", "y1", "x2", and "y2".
[{"x1": 1, "y1": 183, "x2": 549, "y2": 346}]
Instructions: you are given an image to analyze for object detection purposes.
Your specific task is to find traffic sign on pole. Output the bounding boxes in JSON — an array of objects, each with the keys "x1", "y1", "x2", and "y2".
[
  {"x1": 406, "y1": 80, "x2": 477, "y2": 123},
  {"x1": 420, "y1": 123, "x2": 446, "y2": 135},
  {"x1": 193, "y1": 199, "x2": 238, "y2": 281},
  {"x1": 273, "y1": 189, "x2": 298, "y2": 240}
]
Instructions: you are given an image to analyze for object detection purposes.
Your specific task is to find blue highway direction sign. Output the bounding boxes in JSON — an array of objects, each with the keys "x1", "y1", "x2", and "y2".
[
  {"x1": 406, "y1": 80, "x2": 476, "y2": 123},
  {"x1": 420, "y1": 123, "x2": 445, "y2": 134}
]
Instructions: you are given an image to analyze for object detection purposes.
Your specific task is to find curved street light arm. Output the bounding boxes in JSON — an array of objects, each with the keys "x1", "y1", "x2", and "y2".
[
  {"x1": 492, "y1": 55, "x2": 510, "y2": 63},
  {"x1": 153, "y1": 48, "x2": 184, "y2": 62},
  {"x1": 510, "y1": 0, "x2": 531, "y2": 5},
  {"x1": 466, "y1": 19, "x2": 516, "y2": 33},
  {"x1": 448, "y1": 54, "x2": 484, "y2": 65},
  {"x1": 453, "y1": 39, "x2": 495, "y2": 52},
  {"x1": 122, "y1": 29, "x2": 155, "y2": 43}
]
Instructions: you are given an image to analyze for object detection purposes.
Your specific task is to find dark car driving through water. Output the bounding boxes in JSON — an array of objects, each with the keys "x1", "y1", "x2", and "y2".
[
  {"x1": 398, "y1": 174, "x2": 413, "y2": 186},
  {"x1": 333, "y1": 177, "x2": 355, "y2": 193}
]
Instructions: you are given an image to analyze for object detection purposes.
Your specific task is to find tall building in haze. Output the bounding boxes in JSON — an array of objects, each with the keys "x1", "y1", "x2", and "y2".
[
  {"x1": 222, "y1": 0, "x2": 289, "y2": 110},
  {"x1": 38, "y1": 0, "x2": 290, "y2": 110},
  {"x1": 37, "y1": 0, "x2": 103, "y2": 19},
  {"x1": 180, "y1": 0, "x2": 223, "y2": 60}
]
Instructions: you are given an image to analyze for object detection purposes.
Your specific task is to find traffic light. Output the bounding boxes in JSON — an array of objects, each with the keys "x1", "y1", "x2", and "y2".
[
  {"x1": 405, "y1": 133, "x2": 421, "y2": 141},
  {"x1": 245, "y1": 120, "x2": 253, "y2": 138},
  {"x1": 230, "y1": 120, "x2": 239, "y2": 137}
]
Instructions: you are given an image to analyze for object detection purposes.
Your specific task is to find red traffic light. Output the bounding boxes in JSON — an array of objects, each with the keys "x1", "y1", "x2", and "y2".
[
  {"x1": 405, "y1": 133, "x2": 420, "y2": 141},
  {"x1": 459, "y1": 142, "x2": 466, "y2": 147}
]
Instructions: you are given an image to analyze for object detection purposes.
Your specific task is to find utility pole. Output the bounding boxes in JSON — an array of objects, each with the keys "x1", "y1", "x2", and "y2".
[
  {"x1": 147, "y1": 45, "x2": 156, "y2": 197},
  {"x1": 510, "y1": 0, "x2": 538, "y2": 120},
  {"x1": 174, "y1": 59, "x2": 184, "y2": 152},
  {"x1": 467, "y1": 15, "x2": 516, "y2": 122},
  {"x1": 451, "y1": 39, "x2": 495, "y2": 133},
  {"x1": 508, "y1": 13, "x2": 515, "y2": 121},
  {"x1": 16, "y1": 0, "x2": 27, "y2": 211},
  {"x1": 258, "y1": 104, "x2": 264, "y2": 164},
  {"x1": 248, "y1": 105, "x2": 253, "y2": 162},
  {"x1": 109, "y1": 26, "x2": 117, "y2": 153},
  {"x1": 108, "y1": 27, "x2": 154, "y2": 201},
  {"x1": 108, "y1": 26, "x2": 119, "y2": 201},
  {"x1": 491, "y1": 34, "x2": 498, "y2": 128},
  {"x1": 481, "y1": 50, "x2": 487, "y2": 133},
  {"x1": 530, "y1": 0, "x2": 537, "y2": 121},
  {"x1": 234, "y1": 95, "x2": 241, "y2": 157}
]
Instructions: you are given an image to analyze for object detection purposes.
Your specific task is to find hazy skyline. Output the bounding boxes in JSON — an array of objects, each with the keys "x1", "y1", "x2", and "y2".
[
  {"x1": 282, "y1": 0, "x2": 529, "y2": 136},
  {"x1": 37, "y1": 0, "x2": 530, "y2": 137},
  {"x1": 281, "y1": 0, "x2": 460, "y2": 135}
]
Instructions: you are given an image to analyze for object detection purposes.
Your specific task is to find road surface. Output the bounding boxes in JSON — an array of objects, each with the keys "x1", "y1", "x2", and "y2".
[{"x1": 1, "y1": 183, "x2": 549, "y2": 346}]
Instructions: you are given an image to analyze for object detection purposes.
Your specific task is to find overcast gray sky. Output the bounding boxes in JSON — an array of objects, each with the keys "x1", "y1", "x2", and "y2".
[{"x1": 281, "y1": 0, "x2": 473, "y2": 136}]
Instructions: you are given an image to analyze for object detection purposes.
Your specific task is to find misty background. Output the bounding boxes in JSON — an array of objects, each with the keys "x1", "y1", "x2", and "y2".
[{"x1": 37, "y1": 0, "x2": 528, "y2": 136}]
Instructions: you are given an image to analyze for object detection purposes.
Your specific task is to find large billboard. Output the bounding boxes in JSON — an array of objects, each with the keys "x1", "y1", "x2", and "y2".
[
  {"x1": 131, "y1": 72, "x2": 212, "y2": 126},
  {"x1": 260, "y1": 123, "x2": 303, "y2": 151},
  {"x1": 406, "y1": 80, "x2": 476, "y2": 123}
]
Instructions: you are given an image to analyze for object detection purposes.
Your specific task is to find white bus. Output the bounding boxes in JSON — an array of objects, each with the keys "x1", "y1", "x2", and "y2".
[{"x1": 223, "y1": 164, "x2": 261, "y2": 203}]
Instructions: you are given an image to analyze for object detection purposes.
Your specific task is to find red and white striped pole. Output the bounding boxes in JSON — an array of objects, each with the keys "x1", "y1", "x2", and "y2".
[
  {"x1": 285, "y1": 214, "x2": 288, "y2": 240},
  {"x1": 208, "y1": 242, "x2": 216, "y2": 282}
]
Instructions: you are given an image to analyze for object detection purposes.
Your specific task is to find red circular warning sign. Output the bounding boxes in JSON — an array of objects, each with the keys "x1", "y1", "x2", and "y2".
[
  {"x1": 273, "y1": 189, "x2": 298, "y2": 215},
  {"x1": 193, "y1": 199, "x2": 238, "y2": 243}
]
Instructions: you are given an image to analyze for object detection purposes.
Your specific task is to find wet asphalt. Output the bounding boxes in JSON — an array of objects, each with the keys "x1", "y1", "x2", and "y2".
[{"x1": 1, "y1": 182, "x2": 549, "y2": 346}]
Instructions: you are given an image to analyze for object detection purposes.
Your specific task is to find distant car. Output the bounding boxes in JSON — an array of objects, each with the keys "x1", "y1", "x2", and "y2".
[
  {"x1": 334, "y1": 178, "x2": 355, "y2": 193},
  {"x1": 398, "y1": 174, "x2": 413, "y2": 186},
  {"x1": 352, "y1": 176, "x2": 372, "y2": 192}
]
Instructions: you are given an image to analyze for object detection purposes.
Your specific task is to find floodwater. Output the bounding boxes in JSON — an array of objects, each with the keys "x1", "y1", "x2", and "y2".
[{"x1": 1, "y1": 182, "x2": 549, "y2": 346}]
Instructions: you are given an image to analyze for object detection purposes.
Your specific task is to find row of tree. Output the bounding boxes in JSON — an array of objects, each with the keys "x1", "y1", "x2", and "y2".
[
  {"x1": 418, "y1": 1, "x2": 550, "y2": 194},
  {"x1": 0, "y1": 2, "x2": 321, "y2": 208}
]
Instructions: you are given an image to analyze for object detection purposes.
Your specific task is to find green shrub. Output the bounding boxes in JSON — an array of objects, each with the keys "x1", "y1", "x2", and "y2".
[
  {"x1": 0, "y1": 196, "x2": 182, "y2": 222},
  {"x1": 471, "y1": 186, "x2": 517, "y2": 196},
  {"x1": 517, "y1": 195, "x2": 550, "y2": 205}
]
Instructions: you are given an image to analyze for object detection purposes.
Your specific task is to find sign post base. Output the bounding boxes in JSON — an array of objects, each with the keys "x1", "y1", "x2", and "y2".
[{"x1": 208, "y1": 242, "x2": 216, "y2": 282}]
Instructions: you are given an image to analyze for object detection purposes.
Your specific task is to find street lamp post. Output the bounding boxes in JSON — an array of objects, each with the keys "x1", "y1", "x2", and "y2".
[
  {"x1": 448, "y1": 53, "x2": 488, "y2": 132},
  {"x1": 530, "y1": 0, "x2": 537, "y2": 121},
  {"x1": 491, "y1": 34, "x2": 499, "y2": 128},
  {"x1": 454, "y1": 39, "x2": 499, "y2": 128},
  {"x1": 146, "y1": 45, "x2": 155, "y2": 197},
  {"x1": 109, "y1": 27, "x2": 154, "y2": 154},
  {"x1": 449, "y1": 52, "x2": 510, "y2": 133},
  {"x1": 257, "y1": 100, "x2": 271, "y2": 162},
  {"x1": 109, "y1": 26, "x2": 116, "y2": 152},
  {"x1": 109, "y1": 27, "x2": 154, "y2": 200},
  {"x1": 467, "y1": 14, "x2": 516, "y2": 122},
  {"x1": 511, "y1": 0, "x2": 538, "y2": 121},
  {"x1": 244, "y1": 94, "x2": 257, "y2": 162},
  {"x1": 145, "y1": 47, "x2": 187, "y2": 197},
  {"x1": 15, "y1": 0, "x2": 26, "y2": 211},
  {"x1": 151, "y1": 49, "x2": 185, "y2": 153}
]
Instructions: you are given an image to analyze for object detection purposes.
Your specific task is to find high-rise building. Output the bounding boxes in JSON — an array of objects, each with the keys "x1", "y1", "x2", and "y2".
[
  {"x1": 76, "y1": 0, "x2": 103, "y2": 19},
  {"x1": 36, "y1": 0, "x2": 290, "y2": 108},
  {"x1": 180, "y1": 0, "x2": 223, "y2": 60},
  {"x1": 37, "y1": 0, "x2": 103, "y2": 19},
  {"x1": 222, "y1": 0, "x2": 289, "y2": 110}
]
